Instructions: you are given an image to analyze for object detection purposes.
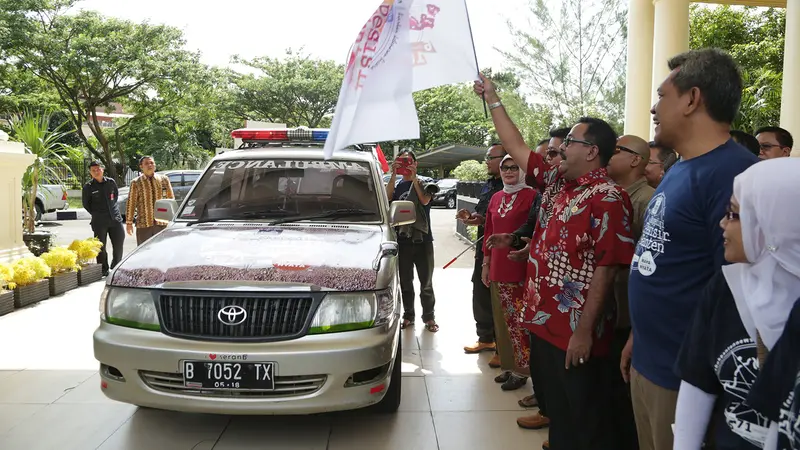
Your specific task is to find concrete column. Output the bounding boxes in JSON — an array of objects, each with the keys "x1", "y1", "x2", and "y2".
[
  {"x1": 623, "y1": 0, "x2": 655, "y2": 139},
  {"x1": 650, "y1": 0, "x2": 690, "y2": 139},
  {"x1": 0, "y1": 138, "x2": 35, "y2": 263},
  {"x1": 781, "y1": 0, "x2": 800, "y2": 157}
]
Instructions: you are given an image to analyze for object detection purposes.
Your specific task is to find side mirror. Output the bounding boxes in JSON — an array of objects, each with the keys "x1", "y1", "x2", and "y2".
[
  {"x1": 389, "y1": 200, "x2": 416, "y2": 226},
  {"x1": 154, "y1": 199, "x2": 178, "y2": 222}
]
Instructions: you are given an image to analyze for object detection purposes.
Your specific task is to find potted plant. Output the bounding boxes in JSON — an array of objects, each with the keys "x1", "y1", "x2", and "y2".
[
  {"x1": 41, "y1": 247, "x2": 80, "y2": 296},
  {"x1": 69, "y1": 238, "x2": 104, "y2": 285},
  {"x1": 0, "y1": 263, "x2": 15, "y2": 316},
  {"x1": 9, "y1": 110, "x2": 77, "y2": 255},
  {"x1": 10, "y1": 257, "x2": 52, "y2": 308}
]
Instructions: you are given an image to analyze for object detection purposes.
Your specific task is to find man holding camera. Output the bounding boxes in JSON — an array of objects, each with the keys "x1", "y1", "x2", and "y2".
[{"x1": 387, "y1": 149, "x2": 440, "y2": 333}]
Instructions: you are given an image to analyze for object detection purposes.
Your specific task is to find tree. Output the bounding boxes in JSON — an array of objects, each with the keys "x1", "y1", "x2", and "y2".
[
  {"x1": 390, "y1": 84, "x2": 492, "y2": 153},
  {"x1": 4, "y1": 4, "x2": 201, "y2": 182},
  {"x1": 499, "y1": 0, "x2": 628, "y2": 129},
  {"x1": 689, "y1": 5, "x2": 785, "y2": 132},
  {"x1": 229, "y1": 50, "x2": 343, "y2": 128}
]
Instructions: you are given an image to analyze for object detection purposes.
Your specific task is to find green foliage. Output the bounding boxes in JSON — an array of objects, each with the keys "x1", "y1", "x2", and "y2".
[
  {"x1": 9, "y1": 110, "x2": 77, "y2": 233},
  {"x1": 500, "y1": 0, "x2": 628, "y2": 129},
  {"x1": 452, "y1": 160, "x2": 489, "y2": 181},
  {"x1": 4, "y1": 5, "x2": 202, "y2": 182},
  {"x1": 689, "y1": 5, "x2": 785, "y2": 133},
  {"x1": 230, "y1": 50, "x2": 343, "y2": 128}
]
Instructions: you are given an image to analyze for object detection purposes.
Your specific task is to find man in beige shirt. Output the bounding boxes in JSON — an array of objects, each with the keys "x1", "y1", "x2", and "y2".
[
  {"x1": 126, "y1": 156, "x2": 174, "y2": 245},
  {"x1": 605, "y1": 134, "x2": 656, "y2": 450}
]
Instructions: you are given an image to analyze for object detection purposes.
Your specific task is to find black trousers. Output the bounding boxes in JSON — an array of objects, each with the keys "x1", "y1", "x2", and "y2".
[
  {"x1": 398, "y1": 241, "x2": 436, "y2": 322},
  {"x1": 608, "y1": 328, "x2": 639, "y2": 450},
  {"x1": 532, "y1": 336, "x2": 613, "y2": 450},
  {"x1": 529, "y1": 332, "x2": 548, "y2": 417},
  {"x1": 472, "y1": 255, "x2": 494, "y2": 343},
  {"x1": 91, "y1": 220, "x2": 125, "y2": 273}
]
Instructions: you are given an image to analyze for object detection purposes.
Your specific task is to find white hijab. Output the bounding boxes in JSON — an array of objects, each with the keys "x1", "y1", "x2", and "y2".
[
  {"x1": 722, "y1": 158, "x2": 800, "y2": 351},
  {"x1": 500, "y1": 154, "x2": 531, "y2": 194}
]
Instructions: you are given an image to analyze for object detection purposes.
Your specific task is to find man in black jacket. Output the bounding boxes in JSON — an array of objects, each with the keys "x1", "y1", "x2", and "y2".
[
  {"x1": 82, "y1": 161, "x2": 125, "y2": 276},
  {"x1": 458, "y1": 144, "x2": 506, "y2": 364}
]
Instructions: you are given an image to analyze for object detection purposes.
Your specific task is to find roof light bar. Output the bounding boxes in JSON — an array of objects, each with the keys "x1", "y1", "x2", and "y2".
[{"x1": 231, "y1": 126, "x2": 329, "y2": 143}]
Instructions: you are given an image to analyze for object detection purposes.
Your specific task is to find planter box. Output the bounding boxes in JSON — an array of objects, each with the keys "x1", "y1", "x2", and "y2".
[
  {"x1": 0, "y1": 290, "x2": 13, "y2": 317},
  {"x1": 22, "y1": 231, "x2": 54, "y2": 257},
  {"x1": 49, "y1": 271, "x2": 79, "y2": 296},
  {"x1": 78, "y1": 263, "x2": 103, "y2": 286},
  {"x1": 14, "y1": 279, "x2": 50, "y2": 308}
]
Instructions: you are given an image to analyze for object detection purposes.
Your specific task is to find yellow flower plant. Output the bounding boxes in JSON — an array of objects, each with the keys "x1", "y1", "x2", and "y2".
[
  {"x1": 0, "y1": 263, "x2": 14, "y2": 290},
  {"x1": 9, "y1": 257, "x2": 51, "y2": 287},
  {"x1": 40, "y1": 247, "x2": 80, "y2": 274},
  {"x1": 68, "y1": 238, "x2": 103, "y2": 266}
]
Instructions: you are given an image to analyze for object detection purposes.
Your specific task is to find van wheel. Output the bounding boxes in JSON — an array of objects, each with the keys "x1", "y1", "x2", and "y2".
[
  {"x1": 447, "y1": 196, "x2": 456, "y2": 209},
  {"x1": 35, "y1": 202, "x2": 44, "y2": 222},
  {"x1": 371, "y1": 337, "x2": 402, "y2": 413}
]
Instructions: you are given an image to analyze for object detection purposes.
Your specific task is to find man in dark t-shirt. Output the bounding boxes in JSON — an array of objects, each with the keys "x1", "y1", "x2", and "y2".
[{"x1": 625, "y1": 48, "x2": 758, "y2": 450}]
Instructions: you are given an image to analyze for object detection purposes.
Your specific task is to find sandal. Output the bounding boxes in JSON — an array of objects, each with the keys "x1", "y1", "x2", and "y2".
[
  {"x1": 424, "y1": 320, "x2": 439, "y2": 333},
  {"x1": 401, "y1": 319, "x2": 413, "y2": 329}
]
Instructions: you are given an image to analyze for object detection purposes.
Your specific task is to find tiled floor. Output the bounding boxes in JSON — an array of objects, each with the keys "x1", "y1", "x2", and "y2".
[{"x1": 0, "y1": 229, "x2": 547, "y2": 449}]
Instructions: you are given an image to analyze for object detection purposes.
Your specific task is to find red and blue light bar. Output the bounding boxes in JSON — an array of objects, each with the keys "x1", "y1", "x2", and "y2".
[{"x1": 231, "y1": 127, "x2": 329, "y2": 142}]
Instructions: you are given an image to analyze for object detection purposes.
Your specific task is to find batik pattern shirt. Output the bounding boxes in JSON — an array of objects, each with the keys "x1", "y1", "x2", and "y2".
[
  {"x1": 126, "y1": 173, "x2": 174, "y2": 228},
  {"x1": 522, "y1": 154, "x2": 635, "y2": 356}
]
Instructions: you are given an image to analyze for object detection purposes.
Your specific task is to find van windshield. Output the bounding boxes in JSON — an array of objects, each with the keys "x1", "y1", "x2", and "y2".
[{"x1": 178, "y1": 159, "x2": 381, "y2": 223}]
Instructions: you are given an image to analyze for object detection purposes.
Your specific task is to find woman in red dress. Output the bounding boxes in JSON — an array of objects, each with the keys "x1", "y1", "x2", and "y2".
[{"x1": 481, "y1": 154, "x2": 539, "y2": 390}]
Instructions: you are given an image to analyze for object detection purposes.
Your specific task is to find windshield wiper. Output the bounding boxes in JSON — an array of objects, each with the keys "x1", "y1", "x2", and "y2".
[
  {"x1": 267, "y1": 209, "x2": 377, "y2": 225},
  {"x1": 187, "y1": 209, "x2": 294, "y2": 226}
]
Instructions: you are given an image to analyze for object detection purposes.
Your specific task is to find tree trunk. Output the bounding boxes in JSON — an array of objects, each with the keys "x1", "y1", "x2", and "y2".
[{"x1": 86, "y1": 107, "x2": 120, "y2": 183}]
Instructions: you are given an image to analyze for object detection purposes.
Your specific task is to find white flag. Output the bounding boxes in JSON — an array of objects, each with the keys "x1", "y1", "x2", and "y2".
[{"x1": 323, "y1": 0, "x2": 479, "y2": 159}]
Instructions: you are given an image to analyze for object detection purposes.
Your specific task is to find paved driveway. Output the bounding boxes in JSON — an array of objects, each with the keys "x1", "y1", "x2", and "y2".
[{"x1": 2, "y1": 209, "x2": 547, "y2": 449}]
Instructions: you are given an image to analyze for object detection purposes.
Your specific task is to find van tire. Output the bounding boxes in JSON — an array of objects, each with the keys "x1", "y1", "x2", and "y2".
[
  {"x1": 372, "y1": 336, "x2": 402, "y2": 413},
  {"x1": 35, "y1": 202, "x2": 44, "y2": 222}
]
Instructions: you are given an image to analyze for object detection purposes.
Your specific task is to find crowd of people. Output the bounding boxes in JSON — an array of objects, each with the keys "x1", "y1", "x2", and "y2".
[{"x1": 390, "y1": 47, "x2": 799, "y2": 450}]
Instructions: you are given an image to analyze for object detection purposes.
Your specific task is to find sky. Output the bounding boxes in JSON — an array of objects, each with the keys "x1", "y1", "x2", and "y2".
[{"x1": 75, "y1": 0, "x2": 528, "y2": 73}]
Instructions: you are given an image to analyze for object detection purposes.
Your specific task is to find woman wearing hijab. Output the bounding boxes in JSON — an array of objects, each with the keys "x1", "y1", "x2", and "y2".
[
  {"x1": 673, "y1": 157, "x2": 800, "y2": 449},
  {"x1": 481, "y1": 155, "x2": 540, "y2": 391}
]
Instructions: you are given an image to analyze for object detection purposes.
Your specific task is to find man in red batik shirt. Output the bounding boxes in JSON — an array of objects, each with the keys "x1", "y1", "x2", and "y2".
[{"x1": 475, "y1": 74, "x2": 635, "y2": 450}]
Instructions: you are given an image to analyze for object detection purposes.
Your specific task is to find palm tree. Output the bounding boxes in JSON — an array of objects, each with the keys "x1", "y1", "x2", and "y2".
[{"x1": 10, "y1": 110, "x2": 76, "y2": 234}]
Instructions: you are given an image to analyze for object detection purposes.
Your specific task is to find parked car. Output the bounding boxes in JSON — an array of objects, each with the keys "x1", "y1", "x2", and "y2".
[
  {"x1": 430, "y1": 178, "x2": 458, "y2": 209},
  {"x1": 33, "y1": 184, "x2": 68, "y2": 221},
  {"x1": 118, "y1": 170, "x2": 202, "y2": 221},
  {"x1": 381, "y1": 173, "x2": 434, "y2": 187},
  {"x1": 93, "y1": 127, "x2": 414, "y2": 415}
]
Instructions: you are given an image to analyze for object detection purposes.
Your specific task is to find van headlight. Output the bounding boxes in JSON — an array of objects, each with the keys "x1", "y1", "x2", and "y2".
[
  {"x1": 100, "y1": 286, "x2": 160, "y2": 331},
  {"x1": 309, "y1": 289, "x2": 396, "y2": 334}
]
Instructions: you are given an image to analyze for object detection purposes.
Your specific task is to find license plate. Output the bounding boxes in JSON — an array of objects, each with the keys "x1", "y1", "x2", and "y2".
[{"x1": 183, "y1": 361, "x2": 275, "y2": 390}]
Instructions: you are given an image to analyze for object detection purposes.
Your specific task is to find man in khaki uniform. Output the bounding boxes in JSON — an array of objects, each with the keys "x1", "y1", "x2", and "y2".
[
  {"x1": 126, "y1": 156, "x2": 174, "y2": 245},
  {"x1": 606, "y1": 134, "x2": 656, "y2": 450}
]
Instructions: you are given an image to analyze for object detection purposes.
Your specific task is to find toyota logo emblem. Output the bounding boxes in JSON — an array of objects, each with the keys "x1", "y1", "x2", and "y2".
[{"x1": 217, "y1": 305, "x2": 247, "y2": 326}]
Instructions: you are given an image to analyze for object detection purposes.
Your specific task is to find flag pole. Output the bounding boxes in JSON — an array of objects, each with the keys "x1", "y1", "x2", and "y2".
[{"x1": 463, "y1": 0, "x2": 488, "y2": 118}]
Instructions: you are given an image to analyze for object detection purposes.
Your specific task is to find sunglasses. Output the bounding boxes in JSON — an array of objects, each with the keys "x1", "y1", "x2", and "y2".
[
  {"x1": 615, "y1": 145, "x2": 640, "y2": 156},
  {"x1": 500, "y1": 165, "x2": 520, "y2": 172},
  {"x1": 563, "y1": 137, "x2": 595, "y2": 147}
]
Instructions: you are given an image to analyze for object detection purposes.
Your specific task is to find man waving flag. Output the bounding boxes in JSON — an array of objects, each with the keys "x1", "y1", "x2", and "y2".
[{"x1": 323, "y1": 0, "x2": 480, "y2": 159}]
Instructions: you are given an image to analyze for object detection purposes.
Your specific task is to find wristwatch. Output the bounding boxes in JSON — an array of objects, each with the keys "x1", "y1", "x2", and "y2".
[{"x1": 488, "y1": 101, "x2": 503, "y2": 110}]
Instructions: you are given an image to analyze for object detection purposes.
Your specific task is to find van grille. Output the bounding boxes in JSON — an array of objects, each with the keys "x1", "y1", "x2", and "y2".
[{"x1": 158, "y1": 294, "x2": 314, "y2": 341}]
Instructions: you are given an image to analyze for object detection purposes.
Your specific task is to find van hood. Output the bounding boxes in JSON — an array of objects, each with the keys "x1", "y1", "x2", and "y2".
[{"x1": 111, "y1": 224, "x2": 384, "y2": 291}]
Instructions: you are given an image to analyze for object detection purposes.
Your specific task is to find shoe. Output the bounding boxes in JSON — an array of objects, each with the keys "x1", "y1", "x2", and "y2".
[
  {"x1": 494, "y1": 371, "x2": 511, "y2": 383},
  {"x1": 488, "y1": 353, "x2": 501, "y2": 368},
  {"x1": 517, "y1": 412, "x2": 550, "y2": 430},
  {"x1": 542, "y1": 441, "x2": 549, "y2": 449},
  {"x1": 518, "y1": 394, "x2": 538, "y2": 408},
  {"x1": 464, "y1": 341, "x2": 495, "y2": 354},
  {"x1": 502, "y1": 374, "x2": 528, "y2": 391}
]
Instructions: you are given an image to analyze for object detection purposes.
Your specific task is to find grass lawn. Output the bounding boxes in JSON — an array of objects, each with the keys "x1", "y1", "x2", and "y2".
[{"x1": 67, "y1": 198, "x2": 83, "y2": 209}]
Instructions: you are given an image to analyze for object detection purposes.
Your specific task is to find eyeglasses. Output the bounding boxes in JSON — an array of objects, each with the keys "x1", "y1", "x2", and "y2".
[
  {"x1": 563, "y1": 137, "x2": 595, "y2": 148},
  {"x1": 759, "y1": 143, "x2": 784, "y2": 150},
  {"x1": 500, "y1": 165, "x2": 520, "y2": 172},
  {"x1": 485, "y1": 155, "x2": 504, "y2": 161},
  {"x1": 615, "y1": 145, "x2": 640, "y2": 156},
  {"x1": 724, "y1": 205, "x2": 740, "y2": 221},
  {"x1": 648, "y1": 160, "x2": 663, "y2": 165}
]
